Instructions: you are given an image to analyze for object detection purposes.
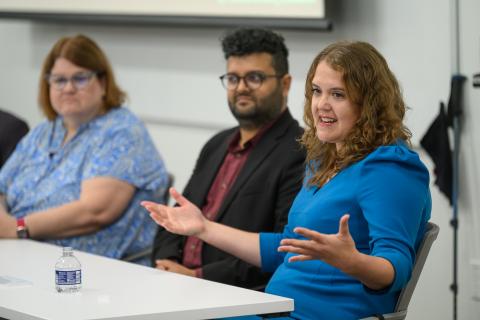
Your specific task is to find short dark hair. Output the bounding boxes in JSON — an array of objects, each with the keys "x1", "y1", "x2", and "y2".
[{"x1": 221, "y1": 28, "x2": 289, "y2": 75}]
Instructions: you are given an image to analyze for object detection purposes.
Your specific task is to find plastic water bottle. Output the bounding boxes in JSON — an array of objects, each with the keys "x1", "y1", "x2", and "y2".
[{"x1": 55, "y1": 247, "x2": 82, "y2": 293}]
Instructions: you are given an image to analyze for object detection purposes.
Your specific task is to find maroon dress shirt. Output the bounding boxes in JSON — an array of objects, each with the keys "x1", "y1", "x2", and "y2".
[{"x1": 182, "y1": 121, "x2": 276, "y2": 277}]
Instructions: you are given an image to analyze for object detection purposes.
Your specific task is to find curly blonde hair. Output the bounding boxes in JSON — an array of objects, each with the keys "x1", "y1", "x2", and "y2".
[{"x1": 300, "y1": 41, "x2": 411, "y2": 187}]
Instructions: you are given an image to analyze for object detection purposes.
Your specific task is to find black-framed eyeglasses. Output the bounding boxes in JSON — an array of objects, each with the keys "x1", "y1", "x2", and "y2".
[
  {"x1": 45, "y1": 71, "x2": 99, "y2": 91},
  {"x1": 219, "y1": 71, "x2": 284, "y2": 90}
]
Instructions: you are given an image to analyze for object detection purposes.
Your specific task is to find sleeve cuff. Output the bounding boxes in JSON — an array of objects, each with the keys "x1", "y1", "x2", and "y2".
[
  {"x1": 260, "y1": 232, "x2": 284, "y2": 272},
  {"x1": 369, "y1": 250, "x2": 412, "y2": 293}
]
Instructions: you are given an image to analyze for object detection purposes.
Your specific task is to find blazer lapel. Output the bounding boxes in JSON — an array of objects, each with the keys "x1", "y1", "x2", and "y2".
[
  {"x1": 189, "y1": 133, "x2": 232, "y2": 207},
  {"x1": 215, "y1": 110, "x2": 294, "y2": 221}
]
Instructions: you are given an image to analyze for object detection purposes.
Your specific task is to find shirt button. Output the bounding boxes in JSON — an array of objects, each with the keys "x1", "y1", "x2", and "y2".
[{"x1": 190, "y1": 244, "x2": 196, "y2": 250}]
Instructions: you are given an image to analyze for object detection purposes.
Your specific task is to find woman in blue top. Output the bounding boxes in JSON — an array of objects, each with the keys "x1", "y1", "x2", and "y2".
[
  {"x1": 0, "y1": 35, "x2": 168, "y2": 265},
  {"x1": 142, "y1": 41, "x2": 432, "y2": 318}
]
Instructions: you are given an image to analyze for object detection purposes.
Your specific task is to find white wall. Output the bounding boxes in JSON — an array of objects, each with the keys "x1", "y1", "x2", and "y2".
[
  {"x1": 457, "y1": 0, "x2": 480, "y2": 318},
  {"x1": 0, "y1": 0, "x2": 479, "y2": 319}
]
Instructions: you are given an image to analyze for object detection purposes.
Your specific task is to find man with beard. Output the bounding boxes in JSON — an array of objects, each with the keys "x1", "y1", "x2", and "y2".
[{"x1": 151, "y1": 28, "x2": 305, "y2": 289}]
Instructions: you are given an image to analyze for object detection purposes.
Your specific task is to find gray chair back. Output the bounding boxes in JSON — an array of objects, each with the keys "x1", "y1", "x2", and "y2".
[
  {"x1": 360, "y1": 221, "x2": 440, "y2": 320},
  {"x1": 121, "y1": 173, "x2": 175, "y2": 263},
  {"x1": 395, "y1": 221, "x2": 440, "y2": 312}
]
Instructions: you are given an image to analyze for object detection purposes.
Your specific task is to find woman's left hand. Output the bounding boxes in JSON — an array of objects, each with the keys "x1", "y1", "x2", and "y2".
[{"x1": 278, "y1": 214, "x2": 359, "y2": 271}]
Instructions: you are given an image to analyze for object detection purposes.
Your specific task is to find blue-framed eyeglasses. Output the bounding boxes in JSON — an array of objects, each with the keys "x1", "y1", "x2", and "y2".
[{"x1": 45, "y1": 71, "x2": 100, "y2": 91}]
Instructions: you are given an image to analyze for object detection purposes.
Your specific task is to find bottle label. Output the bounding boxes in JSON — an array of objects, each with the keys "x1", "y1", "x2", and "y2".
[{"x1": 55, "y1": 270, "x2": 81, "y2": 285}]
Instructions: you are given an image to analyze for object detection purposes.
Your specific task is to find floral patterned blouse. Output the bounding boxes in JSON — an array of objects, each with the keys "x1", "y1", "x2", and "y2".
[{"x1": 0, "y1": 107, "x2": 168, "y2": 264}]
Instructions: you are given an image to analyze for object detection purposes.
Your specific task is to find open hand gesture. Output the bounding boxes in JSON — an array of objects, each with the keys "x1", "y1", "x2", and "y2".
[
  {"x1": 141, "y1": 188, "x2": 206, "y2": 237},
  {"x1": 278, "y1": 214, "x2": 358, "y2": 271}
]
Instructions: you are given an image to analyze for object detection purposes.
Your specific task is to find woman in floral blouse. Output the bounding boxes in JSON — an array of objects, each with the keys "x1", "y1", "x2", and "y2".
[{"x1": 0, "y1": 34, "x2": 168, "y2": 265}]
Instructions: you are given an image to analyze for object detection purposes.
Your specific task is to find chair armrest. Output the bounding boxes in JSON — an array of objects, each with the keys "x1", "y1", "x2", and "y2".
[
  {"x1": 122, "y1": 246, "x2": 153, "y2": 263},
  {"x1": 359, "y1": 309, "x2": 407, "y2": 320}
]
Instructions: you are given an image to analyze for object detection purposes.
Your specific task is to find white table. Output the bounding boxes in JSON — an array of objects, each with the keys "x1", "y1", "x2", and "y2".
[{"x1": 0, "y1": 239, "x2": 293, "y2": 320}]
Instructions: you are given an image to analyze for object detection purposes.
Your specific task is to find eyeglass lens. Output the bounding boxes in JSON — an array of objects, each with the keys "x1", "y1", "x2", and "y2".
[
  {"x1": 221, "y1": 72, "x2": 269, "y2": 90},
  {"x1": 47, "y1": 72, "x2": 96, "y2": 90}
]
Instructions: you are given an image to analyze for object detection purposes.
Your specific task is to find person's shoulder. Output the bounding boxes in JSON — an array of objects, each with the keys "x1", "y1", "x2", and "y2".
[
  {"x1": 104, "y1": 107, "x2": 140, "y2": 124},
  {"x1": 206, "y1": 126, "x2": 237, "y2": 145},
  {"x1": 84, "y1": 108, "x2": 149, "y2": 150},
  {"x1": 355, "y1": 142, "x2": 430, "y2": 206},
  {"x1": 367, "y1": 141, "x2": 421, "y2": 163},
  {"x1": 99, "y1": 107, "x2": 146, "y2": 132},
  {"x1": 272, "y1": 108, "x2": 304, "y2": 136},
  {"x1": 0, "y1": 110, "x2": 26, "y2": 124},
  {"x1": 272, "y1": 114, "x2": 304, "y2": 156},
  {"x1": 0, "y1": 110, "x2": 29, "y2": 132},
  {"x1": 8, "y1": 119, "x2": 51, "y2": 149},
  {"x1": 282, "y1": 119, "x2": 303, "y2": 140},
  {"x1": 360, "y1": 141, "x2": 428, "y2": 177}
]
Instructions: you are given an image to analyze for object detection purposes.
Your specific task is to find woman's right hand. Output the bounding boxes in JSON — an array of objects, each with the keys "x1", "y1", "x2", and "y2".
[{"x1": 141, "y1": 188, "x2": 206, "y2": 237}]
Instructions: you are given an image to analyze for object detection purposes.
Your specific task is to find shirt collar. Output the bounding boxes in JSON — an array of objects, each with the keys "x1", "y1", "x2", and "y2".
[{"x1": 227, "y1": 109, "x2": 286, "y2": 153}]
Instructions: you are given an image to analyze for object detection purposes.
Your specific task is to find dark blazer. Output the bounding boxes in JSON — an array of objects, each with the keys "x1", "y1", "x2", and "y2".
[
  {"x1": 0, "y1": 110, "x2": 29, "y2": 168},
  {"x1": 151, "y1": 109, "x2": 305, "y2": 289}
]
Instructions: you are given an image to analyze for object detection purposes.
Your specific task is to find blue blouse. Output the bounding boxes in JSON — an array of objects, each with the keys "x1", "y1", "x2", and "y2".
[
  {"x1": 0, "y1": 107, "x2": 168, "y2": 264},
  {"x1": 259, "y1": 142, "x2": 431, "y2": 319}
]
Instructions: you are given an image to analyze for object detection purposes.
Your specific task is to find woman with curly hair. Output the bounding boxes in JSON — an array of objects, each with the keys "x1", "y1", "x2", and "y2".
[{"x1": 142, "y1": 41, "x2": 431, "y2": 319}]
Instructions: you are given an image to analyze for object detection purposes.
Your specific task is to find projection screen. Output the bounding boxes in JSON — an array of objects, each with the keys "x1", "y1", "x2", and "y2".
[{"x1": 0, "y1": 0, "x2": 330, "y2": 30}]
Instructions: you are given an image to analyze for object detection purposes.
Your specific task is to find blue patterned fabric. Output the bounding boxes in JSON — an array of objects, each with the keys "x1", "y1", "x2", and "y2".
[
  {"x1": 0, "y1": 107, "x2": 168, "y2": 264},
  {"x1": 259, "y1": 142, "x2": 431, "y2": 319}
]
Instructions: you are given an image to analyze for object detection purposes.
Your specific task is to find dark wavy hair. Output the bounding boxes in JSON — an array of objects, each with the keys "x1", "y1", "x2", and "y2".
[
  {"x1": 38, "y1": 34, "x2": 126, "y2": 120},
  {"x1": 300, "y1": 41, "x2": 412, "y2": 187},
  {"x1": 221, "y1": 28, "x2": 289, "y2": 75}
]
